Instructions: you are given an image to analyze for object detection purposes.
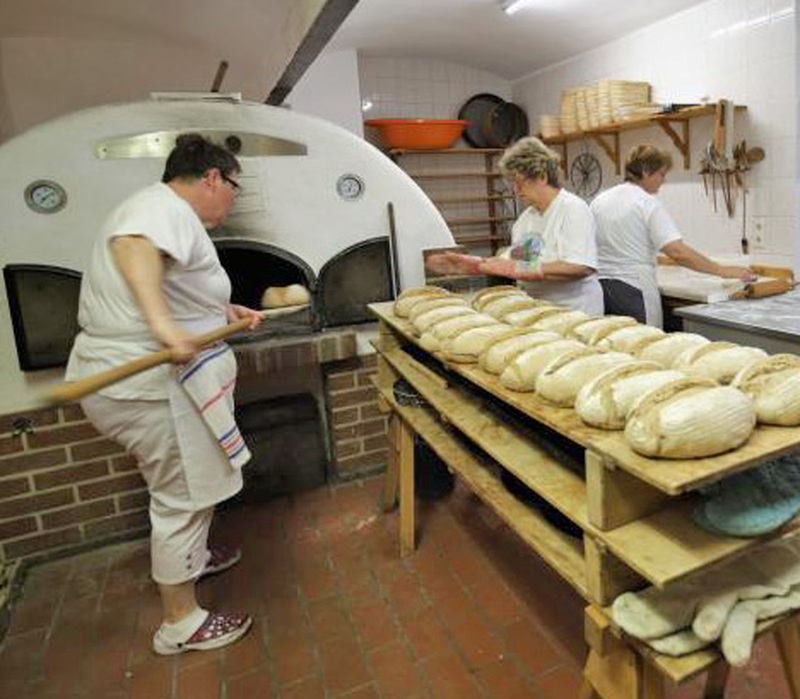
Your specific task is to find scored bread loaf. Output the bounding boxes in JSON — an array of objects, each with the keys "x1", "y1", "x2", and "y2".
[
  {"x1": 533, "y1": 310, "x2": 592, "y2": 335},
  {"x1": 261, "y1": 284, "x2": 311, "y2": 309},
  {"x1": 503, "y1": 306, "x2": 567, "y2": 327},
  {"x1": 411, "y1": 306, "x2": 474, "y2": 335},
  {"x1": 535, "y1": 349, "x2": 633, "y2": 407},
  {"x1": 479, "y1": 331, "x2": 562, "y2": 375},
  {"x1": 732, "y1": 354, "x2": 800, "y2": 425},
  {"x1": 575, "y1": 362, "x2": 682, "y2": 429},
  {"x1": 394, "y1": 286, "x2": 450, "y2": 316},
  {"x1": 499, "y1": 339, "x2": 585, "y2": 392},
  {"x1": 596, "y1": 324, "x2": 665, "y2": 352},
  {"x1": 673, "y1": 341, "x2": 768, "y2": 384},
  {"x1": 419, "y1": 312, "x2": 497, "y2": 352},
  {"x1": 471, "y1": 285, "x2": 520, "y2": 305},
  {"x1": 633, "y1": 332, "x2": 710, "y2": 368},
  {"x1": 569, "y1": 316, "x2": 638, "y2": 345},
  {"x1": 441, "y1": 325, "x2": 519, "y2": 363},
  {"x1": 624, "y1": 378, "x2": 756, "y2": 458},
  {"x1": 482, "y1": 295, "x2": 539, "y2": 319},
  {"x1": 473, "y1": 288, "x2": 529, "y2": 311},
  {"x1": 407, "y1": 296, "x2": 468, "y2": 322}
]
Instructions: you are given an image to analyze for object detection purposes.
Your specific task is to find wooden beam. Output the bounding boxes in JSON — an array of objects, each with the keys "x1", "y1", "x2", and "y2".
[
  {"x1": 591, "y1": 133, "x2": 621, "y2": 175},
  {"x1": 656, "y1": 119, "x2": 691, "y2": 169}
]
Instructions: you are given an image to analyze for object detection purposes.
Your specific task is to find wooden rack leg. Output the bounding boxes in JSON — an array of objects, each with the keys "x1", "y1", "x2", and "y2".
[
  {"x1": 701, "y1": 662, "x2": 730, "y2": 699},
  {"x1": 381, "y1": 413, "x2": 400, "y2": 512},
  {"x1": 775, "y1": 618, "x2": 800, "y2": 699},
  {"x1": 398, "y1": 418, "x2": 416, "y2": 557}
]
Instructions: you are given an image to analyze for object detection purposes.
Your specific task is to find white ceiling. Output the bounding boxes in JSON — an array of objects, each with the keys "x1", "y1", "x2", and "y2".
[{"x1": 329, "y1": 0, "x2": 708, "y2": 80}]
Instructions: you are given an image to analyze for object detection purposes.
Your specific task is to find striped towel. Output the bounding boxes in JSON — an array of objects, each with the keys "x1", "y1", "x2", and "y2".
[{"x1": 177, "y1": 343, "x2": 251, "y2": 468}]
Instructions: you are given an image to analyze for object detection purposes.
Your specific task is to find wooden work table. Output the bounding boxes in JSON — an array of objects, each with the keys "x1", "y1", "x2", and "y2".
[{"x1": 369, "y1": 300, "x2": 800, "y2": 698}]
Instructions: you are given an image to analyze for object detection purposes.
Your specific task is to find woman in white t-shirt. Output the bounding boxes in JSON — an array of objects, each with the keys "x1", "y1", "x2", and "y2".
[
  {"x1": 67, "y1": 134, "x2": 264, "y2": 656},
  {"x1": 591, "y1": 145, "x2": 755, "y2": 328},
  {"x1": 427, "y1": 137, "x2": 604, "y2": 315}
]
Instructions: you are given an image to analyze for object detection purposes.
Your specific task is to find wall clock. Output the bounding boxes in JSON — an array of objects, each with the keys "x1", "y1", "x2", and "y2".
[{"x1": 570, "y1": 152, "x2": 602, "y2": 201}]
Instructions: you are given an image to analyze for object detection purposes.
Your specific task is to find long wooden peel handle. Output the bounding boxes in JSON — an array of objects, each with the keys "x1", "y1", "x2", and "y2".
[{"x1": 46, "y1": 318, "x2": 252, "y2": 405}]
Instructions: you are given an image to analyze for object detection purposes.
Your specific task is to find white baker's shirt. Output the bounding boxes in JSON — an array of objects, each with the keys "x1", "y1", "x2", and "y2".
[
  {"x1": 511, "y1": 188, "x2": 604, "y2": 315},
  {"x1": 66, "y1": 183, "x2": 231, "y2": 400}
]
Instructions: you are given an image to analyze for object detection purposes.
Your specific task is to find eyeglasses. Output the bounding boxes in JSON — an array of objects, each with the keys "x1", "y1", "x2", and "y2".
[{"x1": 221, "y1": 172, "x2": 241, "y2": 194}]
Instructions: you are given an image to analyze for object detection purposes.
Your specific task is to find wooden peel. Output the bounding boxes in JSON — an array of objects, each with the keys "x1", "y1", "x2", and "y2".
[{"x1": 46, "y1": 318, "x2": 252, "y2": 405}]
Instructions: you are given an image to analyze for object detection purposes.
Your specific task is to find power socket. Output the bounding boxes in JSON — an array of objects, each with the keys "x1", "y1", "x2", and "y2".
[{"x1": 751, "y1": 221, "x2": 767, "y2": 251}]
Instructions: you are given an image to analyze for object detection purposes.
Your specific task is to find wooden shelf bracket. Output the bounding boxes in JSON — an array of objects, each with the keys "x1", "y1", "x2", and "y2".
[
  {"x1": 656, "y1": 118, "x2": 691, "y2": 169},
  {"x1": 591, "y1": 133, "x2": 621, "y2": 175}
]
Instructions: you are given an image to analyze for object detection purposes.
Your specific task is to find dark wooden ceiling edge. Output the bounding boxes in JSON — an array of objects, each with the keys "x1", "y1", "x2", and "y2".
[{"x1": 265, "y1": 0, "x2": 359, "y2": 106}]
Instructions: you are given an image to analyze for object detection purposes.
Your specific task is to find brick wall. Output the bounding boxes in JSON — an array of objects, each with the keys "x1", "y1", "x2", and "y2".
[
  {"x1": 324, "y1": 354, "x2": 389, "y2": 478},
  {"x1": 0, "y1": 404, "x2": 149, "y2": 563}
]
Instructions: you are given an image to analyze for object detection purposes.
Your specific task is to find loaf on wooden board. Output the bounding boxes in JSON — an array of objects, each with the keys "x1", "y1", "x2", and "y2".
[
  {"x1": 499, "y1": 339, "x2": 585, "y2": 392},
  {"x1": 732, "y1": 354, "x2": 800, "y2": 425},
  {"x1": 568, "y1": 316, "x2": 638, "y2": 345},
  {"x1": 535, "y1": 349, "x2": 633, "y2": 407},
  {"x1": 442, "y1": 325, "x2": 519, "y2": 363},
  {"x1": 411, "y1": 306, "x2": 474, "y2": 335},
  {"x1": 632, "y1": 332, "x2": 710, "y2": 368},
  {"x1": 479, "y1": 331, "x2": 563, "y2": 375},
  {"x1": 394, "y1": 286, "x2": 451, "y2": 316},
  {"x1": 673, "y1": 341, "x2": 768, "y2": 384},
  {"x1": 503, "y1": 306, "x2": 567, "y2": 328},
  {"x1": 533, "y1": 310, "x2": 592, "y2": 335},
  {"x1": 596, "y1": 324, "x2": 665, "y2": 353}
]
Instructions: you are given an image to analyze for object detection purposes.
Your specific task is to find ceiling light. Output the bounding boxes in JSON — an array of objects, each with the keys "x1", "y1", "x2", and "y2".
[{"x1": 502, "y1": 0, "x2": 538, "y2": 14}]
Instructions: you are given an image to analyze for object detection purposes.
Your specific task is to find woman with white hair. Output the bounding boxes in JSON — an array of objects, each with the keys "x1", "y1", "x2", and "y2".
[{"x1": 427, "y1": 136, "x2": 604, "y2": 315}]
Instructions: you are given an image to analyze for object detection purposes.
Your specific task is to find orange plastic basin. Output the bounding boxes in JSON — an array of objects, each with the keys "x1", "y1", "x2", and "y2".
[{"x1": 364, "y1": 118, "x2": 468, "y2": 150}]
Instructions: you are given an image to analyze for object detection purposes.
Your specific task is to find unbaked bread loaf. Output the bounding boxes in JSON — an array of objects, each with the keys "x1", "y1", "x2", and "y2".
[
  {"x1": 261, "y1": 284, "x2": 311, "y2": 309},
  {"x1": 503, "y1": 306, "x2": 566, "y2": 327},
  {"x1": 732, "y1": 354, "x2": 800, "y2": 426},
  {"x1": 633, "y1": 332, "x2": 710, "y2": 368},
  {"x1": 394, "y1": 286, "x2": 450, "y2": 316},
  {"x1": 419, "y1": 314, "x2": 500, "y2": 352},
  {"x1": 499, "y1": 339, "x2": 584, "y2": 392},
  {"x1": 673, "y1": 341, "x2": 768, "y2": 384},
  {"x1": 407, "y1": 296, "x2": 468, "y2": 322},
  {"x1": 596, "y1": 325, "x2": 665, "y2": 353},
  {"x1": 479, "y1": 331, "x2": 562, "y2": 374},
  {"x1": 411, "y1": 306, "x2": 474, "y2": 335},
  {"x1": 569, "y1": 316, "x2": 638, "y2": 345},
  {"x1": 575, "y1": 362, "x2": 682, "y2": 429},
  {"x1": 471, "y1": 285, "x2": 520, "y2": 305},
  {"x1": 533, "y1": 310, "x2": 592, "y2": 335},
  {"x1": 473, "y1": 288, "x2": 529, "y2": 311},
  {"x1": 441, "y1": 325, "x2": 519, "y2": 363},
  {"x1": 482, "y1": 295, "x2": 539, "y2": 319},
  {"x1": 535, "y1": 349, "x2": 633, "y2": 407},
  {"x1": 624, "y1": 378, "x2": 756, "y2": 458}
]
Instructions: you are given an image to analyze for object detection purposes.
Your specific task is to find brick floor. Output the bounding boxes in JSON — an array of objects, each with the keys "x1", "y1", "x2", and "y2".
[{"x1": 0, "y1": 475, "x2": 794, "y2": 698}]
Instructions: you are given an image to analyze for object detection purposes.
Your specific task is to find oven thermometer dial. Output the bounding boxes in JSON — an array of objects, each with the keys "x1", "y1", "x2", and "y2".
[
  {"x1": 336, "y1": 173, "x2": 365, "y2": 201},
  {"x1": 24, "y1": 180, "x2": 67, "y2": 214}
]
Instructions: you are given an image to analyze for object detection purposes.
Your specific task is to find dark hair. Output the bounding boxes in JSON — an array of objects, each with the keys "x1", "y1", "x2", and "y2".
[
  {"x1": 624, "y1": 145, "x2": 672, "y2": 182},
  {"x1": 161, "y1": 133, "x2": 240, "y2": 183}
]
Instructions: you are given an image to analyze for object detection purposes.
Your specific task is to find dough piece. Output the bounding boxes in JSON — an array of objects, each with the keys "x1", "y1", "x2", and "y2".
[
  {"x1": 575, "y1": 362, "x2": 683, "y2": 429},
  {"x1": 535, "y1": 349, "x2": 633, "y2": 407},
  {"x1": 633, "y1": 332, "x2": 710, "y2": 368},
  {"x1": 732, "y1": 354, "x2": 800, "y2": 425},
  {"x1": 674, "y1": 341, "x2": 768, "y2": 384},
  {"x1": 499, "y1": 339, "x2": 585, "y2": 392},
  {"x1": 533, "y1": 310, "x2": 592, "y2": 335},
  {"x1": 394, "y1": 286, "x2": 450, "y2": 316},
  {"x1": 481, "y1": 295, "x2": 539, "y2": 319},
  {"x1": 624, "y1": 378, "x2": 756, "y2": 458},
  {"x1": 471, "y1": 285, "x2": 521, "y2": 305},
  {"x1": 568, "y1": 316, "x2": 638, "y2": 345},
  {"x1": 411, "y1": 306, "x2": 474, "y2": 335},
  {"x1": 442, "y1": 325, "x2": 519, "y2": 363},
  {"x1": 479, "y1": 331, "x2": 563, "y2": 374},
  {"x1": 261, "y1": 284, "x2": 311, "y2": 309},
  {"x1": 407, "y1": 296, "x2": 468, "y2": 322},
  {"x1": 503, "y1": 306, "x2": 567, "y2": 327},
  {"x1": 473, "y1": 288, "x2": 529, "y2": 311},
  {"x1": 420, "y1": 314, "x2": 503, "y2": 352},
  {"x1": 596, "y1": 324, "x2": 665, "y2": 352}
]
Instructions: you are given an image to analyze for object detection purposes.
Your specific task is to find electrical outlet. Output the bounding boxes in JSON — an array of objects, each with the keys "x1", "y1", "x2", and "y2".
[{"x1": 751, "y1": 221, "x2": 768, "y2": 252}]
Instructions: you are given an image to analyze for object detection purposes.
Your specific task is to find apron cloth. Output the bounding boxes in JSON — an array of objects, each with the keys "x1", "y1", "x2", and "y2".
[{"x1": 601, "y1": 264, "x2": 663, "y2": 328}]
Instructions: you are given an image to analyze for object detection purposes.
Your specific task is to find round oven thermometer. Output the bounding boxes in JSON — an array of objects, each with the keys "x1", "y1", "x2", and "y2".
[
  {"x1": 336, "y1": 173, "x2": 365, "y2": 201},
  {"x1": 24, "y1": 180, "x2": 67, "y2": 214}
]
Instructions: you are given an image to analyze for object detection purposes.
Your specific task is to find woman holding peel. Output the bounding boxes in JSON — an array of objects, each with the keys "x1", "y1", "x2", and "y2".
[{"x1": 428, "y1": 136, "x2": 604, "y2": 314}]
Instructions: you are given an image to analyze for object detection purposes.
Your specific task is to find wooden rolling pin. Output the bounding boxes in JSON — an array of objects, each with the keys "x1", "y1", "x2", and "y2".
[{"x1": 46, "y1": 318, "x2": 252, "y2": 405}]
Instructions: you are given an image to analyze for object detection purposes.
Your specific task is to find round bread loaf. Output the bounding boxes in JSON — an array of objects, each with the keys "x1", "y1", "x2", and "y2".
[
  {"x1": 575, "y1": 362, "x2": 682, "y2": 429},
  {"x1": 261, "y1": 284, "x2": 311, "y2": 309},
  {"x1": 732, "y1": 354, "x2": 800, "y2": 425},
  {"x1": 624, "y1": 378, "x2": 756, "y2": 458}
]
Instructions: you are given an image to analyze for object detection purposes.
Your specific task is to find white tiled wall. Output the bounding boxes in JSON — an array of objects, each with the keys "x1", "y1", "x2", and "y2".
[
  {"x1": 358, "y1": 57, "x2": 517, "y2": 254},
  {"x1": 513, "y1": 0, "x2": 797, "y2": 269}
]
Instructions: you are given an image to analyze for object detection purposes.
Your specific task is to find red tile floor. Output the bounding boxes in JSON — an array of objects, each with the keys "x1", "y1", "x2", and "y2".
[{"x1": 0, "y1": 475, "x2": 794, "y2": 698}]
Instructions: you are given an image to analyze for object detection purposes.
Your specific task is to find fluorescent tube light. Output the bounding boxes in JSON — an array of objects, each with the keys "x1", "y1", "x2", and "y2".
[{"x1": 503, "y1": 0, "x2": 538, "y2": 14}]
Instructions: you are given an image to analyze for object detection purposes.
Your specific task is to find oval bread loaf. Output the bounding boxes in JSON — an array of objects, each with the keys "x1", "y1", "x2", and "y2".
[
  {"x1": 430, "y1": 313, "x2": 498, "y2": 340},
  {"x1": 633, "y1": 332, "x2": 710, "y2": 368},
  {"x1": 535, "y1": 349, "x2": 633, "y2": 407},
  {"x1": 732, "y1": 354, "x2": 800, "y2": 425},
  {"x1": 473, "y1": 288, "x2": 528, "y2": 311},
  {"x1": 411, "y1": 306, "x2": 474, "y2": 335},
  {"x1": 394, "y1": 286, "x2": 450, "y2": 316},
  {"x1": 597, "y1": 325, "x2": 665, "y2": 352},
  {"x1": 503, "y1": 306, "x2": 567, "y2": 327},
  {"x1": 482, "y1": 295, "x2": 539, "y2": 319},
  {"x1": 499, "y1": 339, "x2": 584, "y2": 392},
  {"x1": 533, "y1": 310, "x2": 592, "y2": 335},
  {"x1": 624, "y1": 378, "x2": 756, "y2": 458},
  {"x1": 261, "y1": 284, "x2": 311, "y2": 309},
  {"x1": 569, "y1": 316, "x2": 638, "y2": 345},
  {"x1": 471, "y1": 285, "x2": 520, "y2": 305},
  {"x1": 479, "y1": 331, "x2": 562, "y2": 374},
  {"x1": 441, "y1": 325, "x2": 519, "y2": 363},
  {"x1": 673, "y1": 341, "x2": 768, "y2": 384},
  {"x1": 407, "y1": 296, "x2": 468, "y2": 322},
  {"x1": 575, "y1": 362, "x2": 682, "y2": 429}
]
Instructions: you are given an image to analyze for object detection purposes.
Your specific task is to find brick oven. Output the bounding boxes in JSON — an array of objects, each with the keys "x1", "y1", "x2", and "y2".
[{"x1": 0, "y1": 96, "x2": 456, "y2": 564}]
